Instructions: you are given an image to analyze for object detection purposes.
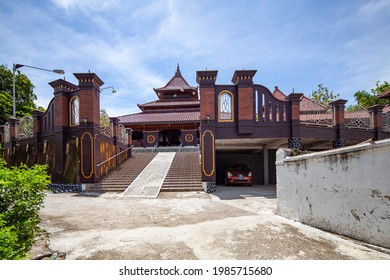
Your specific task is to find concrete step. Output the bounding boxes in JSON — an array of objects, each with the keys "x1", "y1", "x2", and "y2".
[
  {"x1": 97, "y1": 153, "x2": 157, "y2": 192},
  {"x1": 160, "y1": 187, "x2": 203, "y2": 192},
  {"x1": 160, "y1": 152, "x2": 202, "y2": 192},
  {"x1": 161, "y1": 184, "x2": 202, "y2": 187},
  {"x1": 165, "y1": 176, "x2": 202, "y2": 182}
]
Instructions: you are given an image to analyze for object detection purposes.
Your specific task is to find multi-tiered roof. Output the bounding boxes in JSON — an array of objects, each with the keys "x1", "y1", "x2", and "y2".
[{"x1": 119, "y1": 65, "x2": 200, "y2": 124}]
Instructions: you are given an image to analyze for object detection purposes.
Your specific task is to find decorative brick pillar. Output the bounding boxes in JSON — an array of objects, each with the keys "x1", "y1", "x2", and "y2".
[
  {"x1": 232, "y1": 70, "x2": 257, "y2": 134},
  {"x1": 7, "y1": 117, "x2": 19, "y2": 156},
  {"x1": 1, "y1": 123, "x2": 11, "y2": 162},
  {"x1": 286, "y1": 93, "x2": 303, "y2": 150},
  {"x1": 49, "y1": 79, "x2": 78, "y2": 182},
  {"x1": 110, "y1": 117, "x2": 120, "y2": 165},
  {"x1": 74, "y1": 73, "x2": 104, "y2": 184},
  {"x1": 288, "y1": 137, "x2": 301, "y2": 150},
  {"x1": 126, "y1": 128, "x2": 133, "y2": 146},
  {"x1": 31, "y1": 110, "x2": 44, "y2": 156},
  {"x1": 197, "y1": 70, "x2": 217, "y2": 123},
  {"x1": 332, "y1": 139, "x2": 346, "y2": 149},
  {"x1": 197, "y1": 70, "x2": 218, "y2": 193},
  {"x1": 331, "y1": 99, "x2": 347, "y2": 148},
  {"x1": 368, "y1": 104, "x2": 385, "y2": 140}
]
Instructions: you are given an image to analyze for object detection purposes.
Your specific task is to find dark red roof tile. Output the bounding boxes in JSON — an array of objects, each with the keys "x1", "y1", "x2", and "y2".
[
  {"x1": 138, "y1": 99, "x2": 200, "y2": 108},
  {"x1": 272, "y1": 86, "x2": 287, "y2": 101},
  {"x1": 119, "y1": 111, "x2": 200, "y2": 124},
  {"x1": 154, "y1": 64, "x2": 197, "y2": 92}
]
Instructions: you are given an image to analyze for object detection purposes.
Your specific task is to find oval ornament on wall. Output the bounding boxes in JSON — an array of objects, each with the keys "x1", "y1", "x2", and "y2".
[
  {"x1": 185, "y1": 133, "x2": 194, "y2": 143},
  {"x1": 201, "y1": 130, "x2": 215, "y2": 177},
  {"x1": 147, "y1": 135, "x2": 156, "y2": 144}
]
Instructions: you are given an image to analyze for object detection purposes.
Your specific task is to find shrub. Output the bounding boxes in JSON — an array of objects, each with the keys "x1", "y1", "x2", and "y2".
[{"x1": 0, "y1": 159, "x2": 50, "y2": 259}]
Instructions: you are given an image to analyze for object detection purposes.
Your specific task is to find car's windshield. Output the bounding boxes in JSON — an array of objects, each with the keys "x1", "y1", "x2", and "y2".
[{"x1": 227, "y1": 165, "x2": 248, "y2": 170}]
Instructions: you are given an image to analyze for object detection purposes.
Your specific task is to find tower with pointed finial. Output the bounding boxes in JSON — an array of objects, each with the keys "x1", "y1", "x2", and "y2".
[
  {"x1": 119, "y1": 65, "x2": 200, "y2": 148},
  {"x1": 175, "y1": 63, "x2": 180, "y2": 76}
]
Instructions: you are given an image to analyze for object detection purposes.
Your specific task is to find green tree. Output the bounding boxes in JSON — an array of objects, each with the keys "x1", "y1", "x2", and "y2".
[
  {"x1": 100, "y1": 108, "x2": 110, "y2": 128},
  {"x1": 309, "y1": 84, "x2": 340, "y2": 107},
  {"x1": 351, "y1": 81, "x2": 389, "y2": 109},
  {"x1": 0, "y1": 159, "x2": 50, "y2": 259},
  {"x1": 0, "y1": 65, "x2": 37, "y2": 124}
]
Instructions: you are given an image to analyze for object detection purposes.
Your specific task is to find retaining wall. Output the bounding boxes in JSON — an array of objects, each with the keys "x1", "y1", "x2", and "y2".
[{"x1": 276, "y1": 139, "x2": 390, "y2": 249}]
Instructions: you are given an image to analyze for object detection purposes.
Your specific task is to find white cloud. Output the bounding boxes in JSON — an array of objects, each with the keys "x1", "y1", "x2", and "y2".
[
  {"x1": 1, "y1": 0, "x2": 389, "y2": 116},
  {"x1": 358, "y1": 0, "x2": 390, "y2": 17},
  {"x1": 51, "y1": 0, "x2": 119, "y2": 12}
]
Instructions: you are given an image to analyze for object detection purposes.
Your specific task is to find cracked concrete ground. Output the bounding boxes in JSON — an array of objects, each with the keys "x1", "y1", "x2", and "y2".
[{"x1": 30, "y1": 185, "x2": 390, "y2": 260}]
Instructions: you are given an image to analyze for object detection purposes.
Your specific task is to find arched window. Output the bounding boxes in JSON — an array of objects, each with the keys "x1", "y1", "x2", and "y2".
[
  {"x1": 70, "y1": 96, "x2": 80, "y2": 126},
  {"x1": 218, "y1": 91, "x2": 234, "y2": 122}
]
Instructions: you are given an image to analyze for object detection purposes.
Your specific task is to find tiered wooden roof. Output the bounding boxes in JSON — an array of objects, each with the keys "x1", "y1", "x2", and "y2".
[{"x1": 119, "y1": 65, "x2": 200, "y2": 125}]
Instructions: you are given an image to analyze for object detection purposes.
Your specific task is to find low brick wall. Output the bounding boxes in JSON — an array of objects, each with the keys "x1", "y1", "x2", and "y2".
[{"x1": 276, "y1": 139, "x2": 390, "y2": 249}]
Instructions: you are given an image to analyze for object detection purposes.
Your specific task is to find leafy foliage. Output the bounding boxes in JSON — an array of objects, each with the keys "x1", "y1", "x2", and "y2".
[
  {"x1": 0, "y1": 159, "x2": 50, "y2": 259},
  {"x1": 309, "y1": 84, "x2": 340, "y2": 107},
  {"x1": 100, "y1": 108, "x2": 110, "y2": 128},
  {"x1": 351, "y1": 81, "x2": 389, "y2": 109},
  {"x1": 0, "y1": 65, "x2": 37, "y2": 124}
]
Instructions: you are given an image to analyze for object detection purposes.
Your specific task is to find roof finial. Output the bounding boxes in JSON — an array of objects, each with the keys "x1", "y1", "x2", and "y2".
[{"x1": 175, "y1": 63, "x2": 181, "y2": 76}]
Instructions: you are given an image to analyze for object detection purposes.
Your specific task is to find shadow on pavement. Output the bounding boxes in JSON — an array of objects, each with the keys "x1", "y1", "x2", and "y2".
[{"x1": 212, "y1": 185, "x2": 277, "y2": 200}]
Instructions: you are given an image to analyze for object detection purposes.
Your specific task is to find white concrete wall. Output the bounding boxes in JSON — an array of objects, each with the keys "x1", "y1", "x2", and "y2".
[{"x1": 276, "y1": 139, "x2": 390, "y2": 249}]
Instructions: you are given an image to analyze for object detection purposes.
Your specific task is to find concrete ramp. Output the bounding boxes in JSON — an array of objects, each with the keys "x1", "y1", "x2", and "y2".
[{"x1": 122, "y1": 152, "x2": 175, "y2": 198}]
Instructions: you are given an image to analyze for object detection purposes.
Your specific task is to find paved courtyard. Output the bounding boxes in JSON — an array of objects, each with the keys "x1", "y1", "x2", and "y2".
[{"x1": 32, "y1": 185, "x2": 390, "y2": 260}]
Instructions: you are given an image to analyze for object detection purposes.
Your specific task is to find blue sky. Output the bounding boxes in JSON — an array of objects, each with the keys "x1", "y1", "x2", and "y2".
[{"x1": 1, "y1": 0, "x2": 389, "y2": 117}]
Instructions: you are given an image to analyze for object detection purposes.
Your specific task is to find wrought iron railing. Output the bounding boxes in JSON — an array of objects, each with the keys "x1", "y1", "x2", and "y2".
[
  {"x1": 299, "y1": 100, "x2": 333, "y2": 126},
  {"x1": 345, "y1": 108, "x2": 372, "y2": 130}
]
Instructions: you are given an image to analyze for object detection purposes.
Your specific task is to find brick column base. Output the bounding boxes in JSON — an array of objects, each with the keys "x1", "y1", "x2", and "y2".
[
  {"x1": 203, "y1": 182, "x2": 216, "y2": 193},
  {"x1": 288, "y1": 137, "x2": 301, "y2": 150},
  {"x1": 332, "y1": 139, "x2": 346, "y2": 149}
]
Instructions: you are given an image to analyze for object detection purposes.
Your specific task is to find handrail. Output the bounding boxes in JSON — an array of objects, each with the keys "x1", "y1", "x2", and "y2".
[{"x1": 96, "y1": 145, "x2": 133, "y2": 167}]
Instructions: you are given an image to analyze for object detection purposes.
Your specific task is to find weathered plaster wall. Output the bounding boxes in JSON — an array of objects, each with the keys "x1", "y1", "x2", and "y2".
[{"x1": 276, "y1": 139, "x2": 390, "y2": 249}]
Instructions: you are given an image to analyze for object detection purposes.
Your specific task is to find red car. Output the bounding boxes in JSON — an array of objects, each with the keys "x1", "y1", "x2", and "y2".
[{"x1": 225, "y1": 163, "x2": 253, "y2": 186}]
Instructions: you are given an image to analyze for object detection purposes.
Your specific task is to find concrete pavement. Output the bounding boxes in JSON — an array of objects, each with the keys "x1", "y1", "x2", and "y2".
[{"x1": 32, "y1": 185, "x2": 390, "y2": 260}]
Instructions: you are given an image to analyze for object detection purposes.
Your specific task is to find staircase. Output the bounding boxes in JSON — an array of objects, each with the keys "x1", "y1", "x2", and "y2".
[
  {"x1": 90, "y1": 153, "x2": 157, "y2": 192},
  {"x1": 160, "y1": 152, "x2": 203, "y2": 192}
]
